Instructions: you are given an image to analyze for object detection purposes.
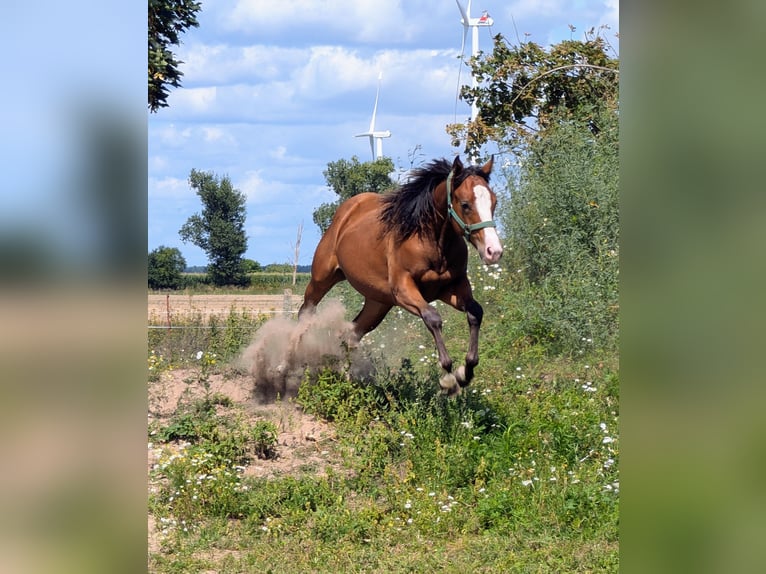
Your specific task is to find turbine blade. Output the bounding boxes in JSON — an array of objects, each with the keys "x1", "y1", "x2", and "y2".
[
  {"x1": 370, "y1": 76, "x2": 381, "y2": 132},
  {"x1": 369, "y1": 136, "x2": 375, "y2": 161},
  {"x1": 455, "y1": 0, "x2": 468, "y2": 25}
]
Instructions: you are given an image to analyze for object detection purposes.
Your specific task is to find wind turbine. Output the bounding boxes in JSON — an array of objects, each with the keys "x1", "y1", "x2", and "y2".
[
  {"x1": 355, "y1": 72, "x2": 391, "y2": 161},
  {"x1": 455, "y1": 0, "x2": 493, "y2": 123}
]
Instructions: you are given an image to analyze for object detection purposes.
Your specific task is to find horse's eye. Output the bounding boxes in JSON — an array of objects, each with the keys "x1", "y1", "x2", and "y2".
[{"x1": 460, "y1": 202, "x2": 471, "y2": 211}]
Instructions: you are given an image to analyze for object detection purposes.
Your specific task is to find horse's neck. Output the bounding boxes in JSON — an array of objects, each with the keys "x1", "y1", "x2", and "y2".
[{"x1": 434, "y1": 181, "x2": 461, "y2": 254}]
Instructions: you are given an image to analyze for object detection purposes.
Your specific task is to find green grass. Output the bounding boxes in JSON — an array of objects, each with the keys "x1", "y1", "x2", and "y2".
[
  {"x1": 148, "y1": 258, "x2": 618, "y2": 572},
  {"x1": 150, "y1": 272, "x2": 312, "y2": 295}
]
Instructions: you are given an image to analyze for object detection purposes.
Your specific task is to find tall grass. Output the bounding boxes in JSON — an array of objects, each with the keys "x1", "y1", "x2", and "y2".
[{"x1": 148, "y1": 309, "x2": 266, "y2": 379}]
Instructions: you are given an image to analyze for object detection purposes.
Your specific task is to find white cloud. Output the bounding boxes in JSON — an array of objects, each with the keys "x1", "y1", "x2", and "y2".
[
  {"x1": 270, "y1": 146, "x2": 288, "y2": 160},
  {"x1": 169, "y1": 86, "x2": 217, "y2": 113},
  {"x1": 148, "y1": 176, "x2": 188, "y2": 200},
  {"x1": 202, "y1": 126, "x2": 235, "y2": 144},
  {"x1": 153, "y1": 124, "x2": 193, "y2": 146},
  {"x1": 504, "y1": 0, "x2": 568, "y2": 21},
  {"x1": 149, "y1": 155, "x2": 167, "y2": 171},
  {"x1": 238, "y1": 170, "x2": 292, "y2": 203},
  {"x1": 225, "y1": 0, "x2": 418, "y2": 43},
  {"x1": 179, "y1": 43, "x2": 306, "y2": 85}
]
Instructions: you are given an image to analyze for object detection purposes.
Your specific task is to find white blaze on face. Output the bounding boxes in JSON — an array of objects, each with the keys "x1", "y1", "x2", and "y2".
[{"x1": 472, "y1": 184, "x2": 503, "y2": 263}]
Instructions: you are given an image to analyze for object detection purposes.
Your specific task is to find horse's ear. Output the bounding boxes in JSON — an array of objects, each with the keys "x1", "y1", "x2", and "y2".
[
  {"x1": 480, "y1": 155, "x2": 494, "y2": 177},
  {"x1": 451, "y1": 155, "x2": 464, "y2": 176}
]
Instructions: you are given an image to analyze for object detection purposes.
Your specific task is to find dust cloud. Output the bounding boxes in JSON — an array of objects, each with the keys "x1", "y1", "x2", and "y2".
[{"x1": 240, "y1": 300, "x2": 373, "y2": 402}]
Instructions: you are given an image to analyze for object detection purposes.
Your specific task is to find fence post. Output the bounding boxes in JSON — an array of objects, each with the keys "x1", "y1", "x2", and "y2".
[{"x1": 165, "y1": 293, "x2": 172, "y2": 328}]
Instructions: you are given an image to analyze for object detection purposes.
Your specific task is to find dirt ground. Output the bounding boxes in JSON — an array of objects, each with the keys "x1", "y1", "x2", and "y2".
[
  {"x1": 147, "y1": 296, "x2": 366, "y2": 557},
  {"x1": 147, "y1": 365, "x2": 341, "y2": 555},
  {"x1": 148, "y1": 293, "x2": 304, "y2": 322}
]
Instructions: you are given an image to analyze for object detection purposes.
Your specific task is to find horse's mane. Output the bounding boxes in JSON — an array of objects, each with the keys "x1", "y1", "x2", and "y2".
[{"x1": 379, "y1": 158, "x2": 490, "y2": 241}]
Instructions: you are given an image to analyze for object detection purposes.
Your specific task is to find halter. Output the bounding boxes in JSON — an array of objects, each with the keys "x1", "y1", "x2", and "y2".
[{"x1": 445, "y1": 171, "x2": 496, "y2": 238}]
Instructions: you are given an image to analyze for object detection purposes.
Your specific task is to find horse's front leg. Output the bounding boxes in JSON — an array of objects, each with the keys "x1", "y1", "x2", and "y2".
[
  {"x1": 439, "y1": 280, "x2": 483, "y2": 389},
  {"x1": 458, "y1": 298, "x2": 483, "y2": 387},
  {"x1": 392, "y1": 277, "x2": 458, "y2": 394}
]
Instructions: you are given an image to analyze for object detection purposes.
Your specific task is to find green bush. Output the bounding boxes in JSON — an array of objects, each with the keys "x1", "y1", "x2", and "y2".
[
  {"x1": 148, "y1": 246, "x2": 186, "y2": 290},
  {"x1": 500, "y1": 108, "x2": 619, "y2": 354}
]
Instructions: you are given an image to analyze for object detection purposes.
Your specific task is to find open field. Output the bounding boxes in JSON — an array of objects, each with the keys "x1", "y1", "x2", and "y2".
[{"x1": 148, "y1": 293, "x2": 304, "y2": 322}]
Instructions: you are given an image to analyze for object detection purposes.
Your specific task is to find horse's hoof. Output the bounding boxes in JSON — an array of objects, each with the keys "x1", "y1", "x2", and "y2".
[
  {"x1": 439, "y1": 373, "x2": 460, "y2": 395},
  {"x1": 455, "y1": 365, "x2": 467, "y2": 386}
]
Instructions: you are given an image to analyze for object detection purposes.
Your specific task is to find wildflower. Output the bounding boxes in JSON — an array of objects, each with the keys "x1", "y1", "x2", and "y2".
[
  {"x1": 404, "y1": 501, "x2": 412, "y2": 509},
  {"x1": 196, "y1": 351, "x2": 203, "y2": 360},
  {"x1": 521, "y1": 480, "x2": 533, "y2": 487}
]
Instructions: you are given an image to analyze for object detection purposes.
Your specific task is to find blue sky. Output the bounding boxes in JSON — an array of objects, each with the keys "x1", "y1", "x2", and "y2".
[{"x1": 149, "y1": 0, "x2": 619, "y2": 267}]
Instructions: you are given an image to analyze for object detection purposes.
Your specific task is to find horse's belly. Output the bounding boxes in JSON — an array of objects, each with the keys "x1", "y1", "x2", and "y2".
[{"x1": 417, "y1": 271, "x2": 457, "y2": 302}]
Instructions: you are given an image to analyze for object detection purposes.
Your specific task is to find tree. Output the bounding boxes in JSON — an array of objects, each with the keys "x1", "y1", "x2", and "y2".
[
  {"x1": 446, "y1": 27, "x2": 620, "y2": 354},
  {"x1": 242, "y1": 258, "x2": 261, "y2": 273},
  {"x1": 148, "y1": 246, "x2": 186, "y2": 290},
  {"x1": 179, "y1": 170, "x2": 249, "y2": 286},
  {"x1": 446, "y1": 27, "x2": 619, "y2": 157},
  {"x1": 148, "y1": 0, "x2": 202, "y2": 113},
  {"x1": 312, "y1": 156, "x2": 396, "y2": 234}
]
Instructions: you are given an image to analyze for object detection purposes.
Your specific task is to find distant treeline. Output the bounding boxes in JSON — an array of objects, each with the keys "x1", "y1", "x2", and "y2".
[
  {"x1": 175, "y1": 271, "x2": 312, "y2": 294},
  {"x1": 184, "y1": 264, "x2": 312, "y2": 274}
]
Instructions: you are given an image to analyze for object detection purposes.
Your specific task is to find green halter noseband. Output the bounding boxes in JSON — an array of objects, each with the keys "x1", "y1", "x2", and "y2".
[{"x1": 445, "y1": 171, "x2": 497, "y2": 239}]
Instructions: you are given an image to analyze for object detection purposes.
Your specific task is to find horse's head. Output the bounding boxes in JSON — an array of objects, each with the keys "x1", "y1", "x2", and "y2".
[{"x1": 446, "y1": 156, "x2": 503, "y2": 264}]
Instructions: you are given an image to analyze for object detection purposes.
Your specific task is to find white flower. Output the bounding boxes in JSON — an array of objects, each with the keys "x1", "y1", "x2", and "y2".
[
  {"x1": 195, "y1": 351, "x2": 203, "y2": 360},
  {"x1": 521, "y1": 479, "x2": 533, "y2": 487}
]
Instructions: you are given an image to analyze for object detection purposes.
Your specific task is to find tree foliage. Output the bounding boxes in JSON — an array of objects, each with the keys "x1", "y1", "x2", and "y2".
[
  {"x1": 447, "y1": 27, "x2": 620, "y2": 354},
  {"x1": 179, "y1": 170, "x2": 249, "y2": 286},
  {"x1": 148, "y1": 245, "x2": 186, "y2": 290},
  {"x1": 501, "y1": 106, "x2": 619, "y2": 353},
  {"x1": 148, "y1": 0, "x2": 202, "y2": 113},
  {"x1": 447, "y1": 27, "x2": 619, "y2": 157},
  {"x1": 312, "y1": 156, "x2": 396, "y2": 234},
  {"x1": 242, "y1": 258, "x2": 261, "y2": 273}
]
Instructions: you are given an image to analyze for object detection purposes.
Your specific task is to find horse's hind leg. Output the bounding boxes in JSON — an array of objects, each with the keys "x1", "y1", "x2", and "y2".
[
  {"x1": 351, "y1": 298, "x2": 392, "y2": 341},
  {"x1": 299, "y1": 268, "x2": 345, "y2": 317}
]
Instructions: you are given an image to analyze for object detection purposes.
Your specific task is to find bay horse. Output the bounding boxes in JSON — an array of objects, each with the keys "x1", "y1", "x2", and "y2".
[{"x1": 299, "y1": 155, "x2": 502, "y2": 394}]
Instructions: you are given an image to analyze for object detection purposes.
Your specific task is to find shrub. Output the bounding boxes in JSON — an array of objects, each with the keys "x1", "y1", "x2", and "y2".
[
  {"x1": 499, "y1": 108, "x2": 618, "y2": 354},
  {"x1": 148, "y1": 246, "x2": 186, "y2": 290}
]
